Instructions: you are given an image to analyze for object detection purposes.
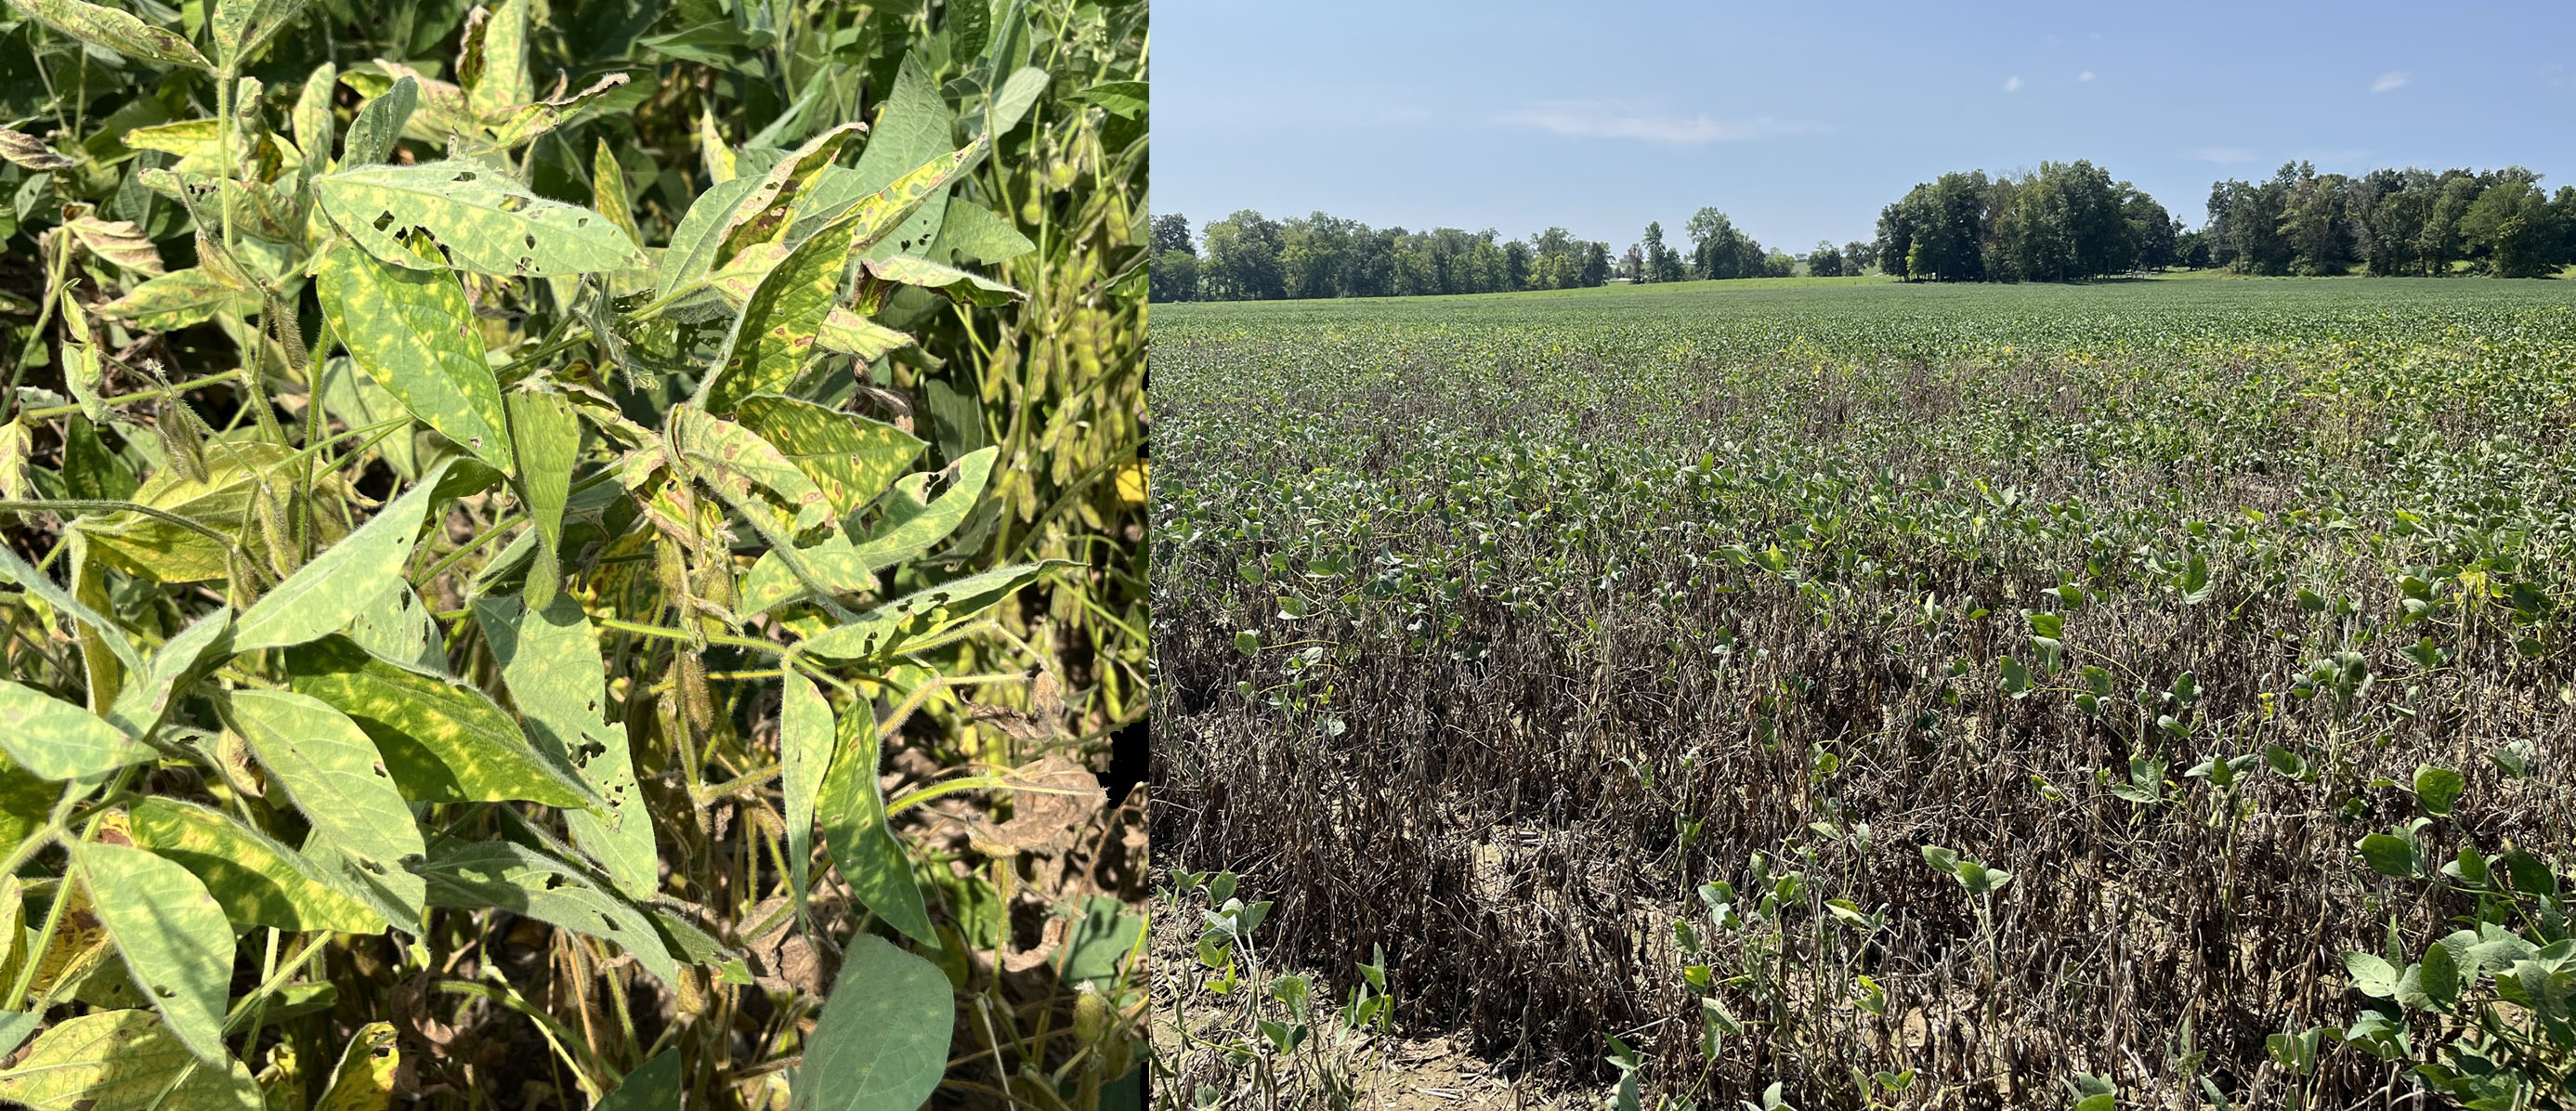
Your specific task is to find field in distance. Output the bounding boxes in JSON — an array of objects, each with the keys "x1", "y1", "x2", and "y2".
[{"x1": 1149, "y1": 277, "x2": 2576, "y2": 1109}]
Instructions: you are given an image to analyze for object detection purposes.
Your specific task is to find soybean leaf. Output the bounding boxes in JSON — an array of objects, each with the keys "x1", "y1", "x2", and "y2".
[
  {"x1": 3, "y1": 0, "x2": 211, "y2": 71},
  {"x1": 2411, "y1": 765, "x2": 2465, "y2": 817},
  {"x1": 935, "y1": 202, "x2": 1035, "y2": 265},
  {"x1": 75, "y1": 440, "x2": 301, "y2": 584},
  {"x1": 0, "y1": 682, "x2": 152, "y2": 780},
  {"x1": 735, "y1": 395, "x2": 925, "y2": 517},
  {"x1": 0, "y1": 1010, "x2": 262, "y2": 1110},
  {"x1": 595, "y1": 1049, "x2": 682, "y2": 1111},
  {"x1": 694, "y1": 198, "x2": 869, "y2": 415},
  {"x1": 785, "y1": 935, "x2": 950, "y2": 1111},
  {"x1": 0, "y1": 545, "x2": 140, "y2": 671},
  {"x1": 794, "y1": 57, "x2": 951, "y2": 261},
  {"x1": 125, "y1": 798, "x2": 386, "y2": 934},
  {"x1": 817, "y1": 702, "x2": 932, "y2": 945},
  {"x1": 312, "y1": 160, "x2": 643, "y2": 276},
  {"x1": 317, "y1": 244, "x2": 514, "y2": 474},
  {"x1": 209, "y1": 0, "x2": 315, "y2": 66},
  {"x1": 780, "y1": 668, "x2": 831, "y2": 911},
  {"x1": 101, "y1": 604, "x2": 232, "y2": 737},
  {"x1": 504, "y1": 388, "x2": 580, "y2": 608},
  {"x1": 283, "y1": 634, "x2": 596, "y2": 808},
  {"x1": 95, "y1": 268, "x2": 260, "y2": 331},
  {"x1": 714, "y1": 121, "x2": 870, "y2": 265},
  {"x1": 799, "y1": 559, "x2": 1062, "y2": 662},
  {"x1": 655, "y1": 175, "x2": 761, "y2": 296},
  {"x1": 670, "y1": 405, "x2": 831, "y2": 529},
  {"x1": 859, "y1": 255, "x2": 1021, "y2": 306},
  {"x1": 415, "y1": 842, "x2": 679, "y2": 987},
  {"x1": 341, "y1": 76, "x2": 419, "y2": 166},
  {"x1": 739, "y1": 446, "x2": 997, "y2": 614},
  {"x1": 233, "y1": 457, "x2": 453, "y2": 651},
  {"x1": 75, "y1": 842, "x2": 235, "y2": 1065},
  {"x1": 313, "y1": 1023, "x2": 399, "y2": 1111},
  {"x1": 2357, "y1": 834, "x2": 2418, "y2": 879},
  {"x1": 475, "y1": 595, "x2": 658, "y2": 898},
  {"x1": 225, "y1": 689, "x2": 427, "y2": 929}
]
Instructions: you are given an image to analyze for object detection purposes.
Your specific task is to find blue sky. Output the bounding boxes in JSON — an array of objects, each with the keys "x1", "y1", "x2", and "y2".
[{"x1": 1156, "y1": 1, "x2": 2576, "y2": 252}]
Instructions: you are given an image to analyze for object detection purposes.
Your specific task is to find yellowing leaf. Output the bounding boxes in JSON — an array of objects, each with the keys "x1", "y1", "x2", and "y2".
[
  {"x1": 799, "y1": 560, "x2": 1065, "y2": 662},
  {"x1": 4, "y1": 0, "x2": 211, "y2": 71},
  {"x1": 226, "y1": 689, "x2": 426, "y2": 930},
  {"x1": 734, "y1": 394, "x2": 924, "y2": 516},
  {"x1": 75, "y1": 842, "x2": 236, "y2": 1065},
  {"x1": 96, "y1": 268, "x2": 260, "y2": 331},
  {"x1": 125, "y1": 798, "x2": 386, "y2": 934},
  {"x1": 0, "y1": 1010, "x2": 261, "y2": 1111},
  {"x1": 780, "y1": 668, "x2": 830, "y2": 908},
  {"x1": 317, "y1": 244, "x2": 514, "y2": 474},
  {"x1": 77, "y1": 440, "x2": 300, "y2": 583},
  {"x1": 739, "y1": 447, "x2": 996, "y2": 613},
  {"x1": 282, "y1": 634, "x2": 596, "y2": 809},
  {"x1": 475, "y1": 596, "x2": 658, "y2": 898},
  {"x1": 312, "y1": 160, "x2": 643, "y2": 276},
  {"x1": 415, "y1": 842, "x2": 679, "y2": 986},
  {"x1": 0, "y1": 681, "x2": 152, "y2": 780},
  {"x1": 233, "y1": 458, "x2": 453, "y2": 651},
  {"x1": 313, "y1": 1023, "x2": 398, "y2": 1111}
]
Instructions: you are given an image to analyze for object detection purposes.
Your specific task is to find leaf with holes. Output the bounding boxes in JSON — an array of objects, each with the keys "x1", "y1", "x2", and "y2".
[
  {"x1": 225, "y1": 689, "x2": 426, "y2": 929},
  {"x1": 735, "y1": 394, "x2": 924, "y2": 517},
  {"x1": 475, "y1": 595, "x2": 658, "y2": 898},
  {"x1": 312, "y1": 160, "x2": 643, "y2": 276},
  {"x1": 416, "y1": 842, "x2": 679, "y2": 987},
  {"x1": 75, "y1": 842, "x2": 235, "y2": 1065},
  {"x1": 739, "y1": 446, "x2": 996, "y2": 613},
  {"x1": 5, "y1": 0, "x2": 210, "y2": 71},
  {"x1": 798, "y1": 560, "x2": 1066, "y2": 662}
]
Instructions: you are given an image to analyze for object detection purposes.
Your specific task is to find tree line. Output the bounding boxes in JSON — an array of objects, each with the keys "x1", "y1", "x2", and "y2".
[
  {"x1": 1152, "y1": 212, "x2": 1611, "y2": 302},
  {"x1": 2201, "y1": 162, "x2": 2576, "y2": 277},
  {"x1": 1157, "y1": 160, "x2": 2576, "y2": 302}
]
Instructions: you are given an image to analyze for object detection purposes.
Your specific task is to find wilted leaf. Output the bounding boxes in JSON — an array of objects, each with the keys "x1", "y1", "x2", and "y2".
[
  {"x1": 781, "y1": 668, "x2": 830, "y2": 908},
  {"x1": 817, "y1": 700, "x2": 930, "y2": 944},
  {"x1": 714, "y1": 121, "x2": 870, "y2": 265},
  {"x1": 77, "y1": 440, "x2": 302, "y2": 583},
  {"x1": 739, "y1": 446, "x2": 995, "y2": 613},
  {"x1": 340, "y1": 76, "x2": 418, "y2": 166},
  {"x1": 96, "y1": 268, "x2": 260, "y2": 331},
  {"x1": 0, "y1": 128, "x2": 72, "y2": 170},
  {"x1": 313, "y1": 1022, "x2": 399, "y2": 1111},
  {"x1": 59, "y1": 216, "x2": 165, "y2": 276},
  {"x1": 504, "y1": 388, "x2": 580, "y2": 607},
  {"x1": 860, "y1": 255, "x2": 1021, "y2": 306}
]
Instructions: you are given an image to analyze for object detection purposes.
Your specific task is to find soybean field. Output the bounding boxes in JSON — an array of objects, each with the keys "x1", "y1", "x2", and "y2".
[{"x1": 1151, "y1": 277, "x2": 2576, "y2": 1109}]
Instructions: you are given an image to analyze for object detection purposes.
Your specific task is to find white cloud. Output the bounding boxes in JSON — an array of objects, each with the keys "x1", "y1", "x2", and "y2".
[
  {"x1": 2371, "y1": 71, "x2": 2410, "y2": 93},
  {"x1": 1490, "y1": 101, "x2": 1820, "y2": 147},
  {"x1": 2003, "y1": 75, "x2": 2023, "y2": 93},
  {"x1": 2078, "y1": 70, "x2": 2096, "y2": 82},
  {"x1": 2186, "y1": 146, "x2": 2257, "y2": 163}
]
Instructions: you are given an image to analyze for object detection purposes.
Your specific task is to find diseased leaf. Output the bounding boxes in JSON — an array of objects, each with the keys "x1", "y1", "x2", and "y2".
[
  {"x1": 0, "y1": 544, "x2": 142, "y2": 672},
  {"x1": 210, "y1": 0, "x2": 315, "y2": 66},
  {"x1": 736, "y1": 394, "x2": 924, "y2": 516},
  {"x1": 817, "y1": 701, "x2": 931, "y2": 945},
  {"x1": 460, "y1": 0, "x2": 530, "y2": 120},
  {"x1": 75, "y1": 842, "x2": 235, "y2": 1065},
  {"x1": 312, "y1": 160, "x2": 643, "y2": 276},
  {"x1": 283, "y1": 634, "x2": 595, "y2": 808},
  {"x1": 226, "y1": 689, "x2": 427, "y2": 930},
  {"x1": 341, "y1": 76, "x2": 419, "y2": 166},
  {"x1": 317, "y1": 243, "x2": 515, "y2": 474},
  {"x1": 785, "y1": 935, "x2": 950, "y2": 1111},
  {"x1": 234, "y1": 458, "x2": 453, "y2": 651},
  {"x1": 791, "y1": 56, "x2": 952, "y2": 261},
  {"x1": 346, "y1": 582, "x2": 442, "y2": 671},
  {"x1": 313, "y1": 1022, "x2": 399, "y2": 1111},
  {"x1": 504, "y1": 388, "x2": 579, "y2": 608},
  {"x1": 475, "y1": 595, "x2": 658, "y2": 898},
  {"x1": 0, "y1": 127, "x2": 72, "y2": 170},
  {"x1": 101, "y1": 604, "x2": 232, "y2": 737},
  {"x1": 125, "y1": 798, "x2": 385, "y2": 934},
  {"x1": 0, "y1": 1010, "x2": 261, "y2": 1111},
  {"x1": 656, "y1": 175, "x2": 760, "y2": 297},
  {"x1": 781, "y1": 668, "x2": 830, "y2": 909},
  {"x1": 935, "y1": 202, "x2": 1035, "y2": 265},
  {"x1": 860, "y1": 255, "x2": 1021, "y2": 306},
  {"x1": 76, "y1": 440, "x2": 301, "y2": 583},
  {"x1": 96, "y1": 268, "x2": 261, "y2": 331},
  {"x1": 739, "y1": 447, "x2": 996, "y2": 613},
  {"x1": 3, "y1": 0, "x2": 212, "y2": 71},
  {"x1": 0, "y1": 682, "x2": 152, "y2": 781},
  {"x1": 591, "y1": 139, "x2": 645, "y2": 255},
  {"x1": 693, "y1": 203, "x2": 864, "y2": 415},
  {"x1": 59, "y1": 216, "x2": 165, "y2": 276},
  {"x1": 671, "y1": 405, "x2": 831, "y2": 529},
  {"x1": 800, "y1": 561, "x2": 1063, "y2": 661},
  {"x1": 415, "y1": 842, "x2": 679, "y2": 986},
  {"x1": 817, "y1": 309, "x2": 913, "y2": 359},
  {"x1": 715, "y1": 121, "x2": 870, "y2": 265}
]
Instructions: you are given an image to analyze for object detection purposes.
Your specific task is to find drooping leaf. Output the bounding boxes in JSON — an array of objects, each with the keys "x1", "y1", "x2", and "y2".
[
  {"x1": 414, "y1": 842, "x2": 678, "y2": 986},
  {"x1": 2, "y1": 0, "x2": 211, "y2": 71},
  {"x1": 859, "y1": 255, "x2": 1021, "y2": 306},
  {"x1": 283, "y1": 635, "x2": 595, "y2": 808},
  {"x1": 233, "y1": 457, "x2": 452, "y2": 651},
  {"x1": 100, "y1": 604, "x2": 232, "y2": 737},
  {"x1": 786, "y1": 935, "x2": 951, "y2": 1111},
  {"x1": 0, "y1": 1010, "x2": 261, "y2": 1111},
  {"x1": 0, "y1": 682, "x2": 153, "y2": 781},
  {"x1": 714, "y1": 121, "x2": 870, "y2": 266},
  {"x1": 124, "y1": 798, "x2": 385, "y2": 934},
  {"x1": 735, "y1": 394, "x2": 924, "y2": 516},
  {"x1": 475, "y1": 595, "x2": 658, "y2": 898},
  {"x1": 817, "y1": 701, "x2": 931, "y2": 945},
  {"x1": 95, "y1": 268, "x2": 261, "y2": 332},
  {"x1": 0, "y1": 545, "x2": 141, "y2": 672},
  {"x1": 935, "y1": 202, "x2": 1036, "y2": 265},
  {"x1": 503, "y1": 388, "x2": 580, "y2": 608},
  {"x1": 225, "y1": 689, "x2": 427, "y2": 929},
  {"x1": 58, "y1": 216, "x2": 164, "y2": 276},
  {"x1": 76, "y1": 440, "x2": 301, "y2": 583},
  {"x1": 780, "y1": 668, "x2": 830, "y2": 909},
  {"x1": 693, "y1": 201, "x2": 865, "y2": 415},
  {"x1": 655, "y1": 175, "x2": 760, "y2": 296},
  {"x1": 459, "y1": 0, "x2": 530, "y2": 120},
  {"x1": 817, "y1": 310, "x2": 914, "y2": 359},
  {"x1": 294, "y1": 60, "x2": 337, "y2": 171},
  {"x1": 799, "y1": 560, "x2": 1065, "y2": 661},
  {"x1": 739, "y1": 446, "x2": 995, "y2": 613},
  {"x1": 317, "y1": 243, "x2": 515, "y2": 474},
  {"x1": 313, "y1": 1022, "x2": 399, "y2": 1111},
  {"x1": 312, "y1": 160, "x2": 644, "y2": 276},
  {"x1": 340, "y1": 76, "x2": 419, "y2": 166},
  {"x1": 0, "y1": 127, "x2": 72, "y2": 170},
  {"x1": 74, "y1": 842, "x2": 235, "y2": 1065}
]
